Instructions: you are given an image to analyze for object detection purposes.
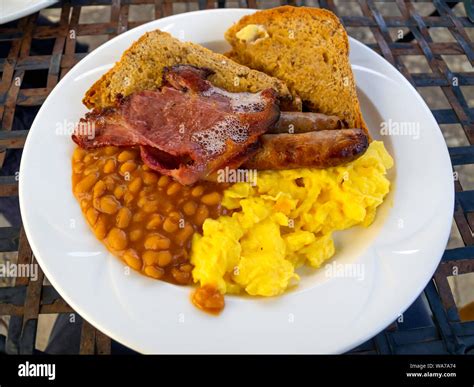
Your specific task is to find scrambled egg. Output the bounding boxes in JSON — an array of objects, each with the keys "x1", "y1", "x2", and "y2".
[{"x1": 190, "y1": 141, "x2": 394, "y2": 297}]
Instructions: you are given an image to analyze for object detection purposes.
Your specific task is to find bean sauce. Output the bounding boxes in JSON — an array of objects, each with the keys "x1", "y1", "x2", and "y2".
[{"x1": 72, "y1": 145, "x2": 228, "y2": 289}]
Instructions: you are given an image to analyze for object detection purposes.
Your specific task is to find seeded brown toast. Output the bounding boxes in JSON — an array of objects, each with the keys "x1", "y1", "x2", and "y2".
[
  {"x1": 83, "y1": 29, "x2": 300, "y2": 111},
  {"x1": 225, "y1": 6, "x2": 368, "y2": 133}
]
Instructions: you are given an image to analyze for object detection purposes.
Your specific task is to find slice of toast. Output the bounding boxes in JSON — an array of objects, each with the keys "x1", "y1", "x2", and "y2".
[
  {"x1": 225, "y1": 6, "x2": 368, "y2": 133},
  {"x1": 83, "y1": 29, "x2": 300, "y2": 111}
]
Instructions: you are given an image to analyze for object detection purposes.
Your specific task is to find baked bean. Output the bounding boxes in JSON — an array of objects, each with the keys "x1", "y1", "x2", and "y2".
[
  {"x1": 75, "y1": 173, "x2": 98, "y2": 193},
  {"x1": 103, "y1": 176, "x2": 115, "y2": 191},
  {"x1": 175, "y1": 248, "x2": 189, "y2": 261},
  {"x1": 146, "y1": 214, "x2": 163, "y2": 230},
  {"x1": 92, "y1": 198, "x2": 101, "y2": 212},
  {"x1": 116, "y1": 207, "x2": 132, "y2": 228},
  {"x1": 123, "y1": 192, "x2": 134, "y2": 205},
  {"x1": 157, "y1": 175, "x2": 170, "y2": 187},
  {"x1": 108, "y1": 228, "x2": 127, "y2": 250},
  {"x1": 94, "y1": 215, "x2": 108, "y2": 240},
  {"x1": 195, "y1": 205, "x2": 210, "y2": 226},
  {"x1": 162, "y1": 217, "x2": 179, "y2": 233},
  {"x1": 143, "y1": 200, "x2": 159, "y2": 213},
  {"x1": 166, "y1": 182, "x2": 181, "y2": 196},
  {"x1": 104, "y1": 146, "x2": 118, "y2": 156},
  {"x1": 120, "y1": 160, "x2": 137, "y2": 175},
  {"x1": 191, "y1": 185, "x2": 204, "y2": 197},
  {"x1": 86, "y1": 207, "x2": 99, "y2": 226},
  {"x1": 201, "y1": 192, "x2": 221, "y2": 206},
  {"x1": 144, "y1": 265, "x2": 165, "y2": 279},
  {"x1": 171, "y1": 267, "x2": 192, "y2": 284},
  {"x1": 92, "y1": 197, "x2": 101, "y2": 211},
  {"x1": 93, "y1": 180, "x2": 106, "y2": 198},
  {"x1": 168, "y1": 211, "x2": 181, "y2": 221},
  {"x1": 129, "y1": 228, "x2": 143, "y2": 242},
  {"x1": 183, "y1": 201, "x2": 197, "y2": 216},
  {"x1": 132, "y1": 212, "x2": 146, "y2": 223},
  {"x1": 103, "y1": 159, "x2": 116, "y2": 174},
  {"x1": 128, "y1": 177, "x2": 142, "y2": 193},
  {"x1": 83, "y1": 165, "x2": 98, "y2": 176},
  {"x1": 180, "y1": 264, "x2": 193, "y2": 273},
  {"x1": 83, "y1": 154, "x2": 94, "y2": 164},
  {"x1": 175, "y1": 224, "x2": 194, "y2": 246},
  {"x1": 117, "y1": 149, "x2": 136, "y2": 162},
  {"x1": 144, "y1": 234, "x2": 170, "y2": 250},
  {"x1": 137, "y1": 197, "x2": 146, "y2": 208},
  {"x1": 73, "y1": 148, "x2": 87, "y2": 162},
  {"x1": 80, "y1": 199, "x2": 89, "y2": 211},
  {"x1": 143, "y1": 251, "x2": 172, "y2": 268},
  {"x1": 114, "y1": 185, "x2": 125, "y2": 200},
  {"x1": 123, "y1": 249, "x2": 142, "y2": 271},
  {"x1": 143, "y1": 250, "x2": 160, "y2": 266},
  {"x1": 143, "y1": 172, "x2": 158, "y2": 185},
  {"x1": 73, "y1": 162, "x2": 85, "y2": 174},
  {"x1": 92, "y1": 198, "x2": 102, "y2": 212},
  {"x1": 157, "y1": 251, "x2": 172, "y2": 267},
  {"x1": 99, "y1": 195, "x2": 120, "y2": 214},
  {"x1": 160, "y1": 201, "x2": 174, "y2": 213}
]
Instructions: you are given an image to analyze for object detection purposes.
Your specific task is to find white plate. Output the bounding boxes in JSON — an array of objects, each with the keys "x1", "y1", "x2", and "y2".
[
  {"x1": 0, "y1": 0, "x2": 57, "y2": 24},
  {"x1": 19, "y1": 9, "x2": 454, "y2": 354}
]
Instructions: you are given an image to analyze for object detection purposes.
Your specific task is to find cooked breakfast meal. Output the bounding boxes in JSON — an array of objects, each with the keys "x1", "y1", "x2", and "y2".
[{"x1": 71, "y1": 6, "x2": 393, "y2": 314}]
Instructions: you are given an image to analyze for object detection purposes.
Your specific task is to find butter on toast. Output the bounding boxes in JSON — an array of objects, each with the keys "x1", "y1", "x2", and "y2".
[{"x1": 225, "y1": 6, "x2": 368, "y2": 132}]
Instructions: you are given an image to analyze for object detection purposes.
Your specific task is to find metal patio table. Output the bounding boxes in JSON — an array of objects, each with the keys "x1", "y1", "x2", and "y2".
[{"x1": 0, "y1": 0, "x2": 473, "y2": 354}]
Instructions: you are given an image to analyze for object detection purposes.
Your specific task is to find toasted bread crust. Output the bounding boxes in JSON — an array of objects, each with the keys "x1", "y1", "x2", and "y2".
[
  {"x1": 83, "y1": 29, "x2": 300, "y2": 111},
  {"x1": 225, "y1": 6, "x2": 368, "y2": 134}
]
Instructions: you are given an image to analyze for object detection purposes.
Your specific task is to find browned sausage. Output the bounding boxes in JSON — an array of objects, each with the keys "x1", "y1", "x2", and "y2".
[
  {"x1": 243, "y1": 129, "x2": 369, "y2": 170},
  {"x1": 271, "y1": 112, "x2": 343, "y2": 134},
  {"x1": 203, "y1": 142, "x2": 259, "y2": 182}
]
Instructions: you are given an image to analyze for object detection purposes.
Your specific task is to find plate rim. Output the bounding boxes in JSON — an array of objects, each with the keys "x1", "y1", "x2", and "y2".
[
  {"x1": 0, "y1": 0, "x2": 58, "y2": 25},
  {"x1": 18, "y1": 8, "x2": 455, "y2": 354}
]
